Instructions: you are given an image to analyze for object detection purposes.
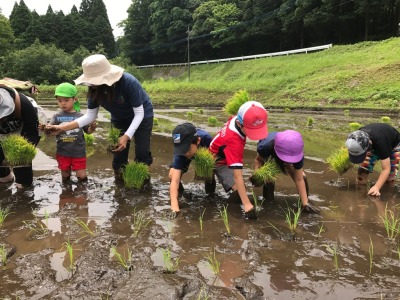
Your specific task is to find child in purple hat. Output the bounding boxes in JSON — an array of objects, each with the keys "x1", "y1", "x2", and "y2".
[{"x1": 252, "y1": 130, "x2": 320, "y2": 213}]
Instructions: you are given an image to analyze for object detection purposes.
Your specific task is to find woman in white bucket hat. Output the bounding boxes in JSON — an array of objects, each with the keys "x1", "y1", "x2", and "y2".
[
  {"x1": 0, "y1": 85, "x2": 40, "y2": 187},
  {"x1": 47, "y1": 54, "x2": 154, "y2": 181}
]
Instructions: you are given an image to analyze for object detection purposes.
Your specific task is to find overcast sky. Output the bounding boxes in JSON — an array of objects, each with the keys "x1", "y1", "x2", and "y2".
[{"x1": 0, "y1": 0, "x2": 132, "y2": 37}]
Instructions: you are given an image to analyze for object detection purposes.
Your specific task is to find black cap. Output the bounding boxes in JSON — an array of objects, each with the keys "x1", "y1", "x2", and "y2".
[{"x1": 172, "y1": 123, "x2": 197, "y2": 155}]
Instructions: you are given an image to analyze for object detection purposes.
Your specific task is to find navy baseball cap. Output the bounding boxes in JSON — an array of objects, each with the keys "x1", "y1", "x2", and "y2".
[{"x1": 172, "y1": 123, "x2": 198, "y2": 155}]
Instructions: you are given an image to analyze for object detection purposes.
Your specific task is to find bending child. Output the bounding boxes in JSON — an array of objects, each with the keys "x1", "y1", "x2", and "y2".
[
  {"x1": 49, "y1": 83, "x2": 96, "y2": 182},
  {"x1": 209, "y1": 101, "x2": 268, "y2": 220},
  {"x1": 169, "y1": 123, "x2": 216, "y2": 213},
  {"x1": 345, "y1": 123, "x2": 400, "y2": 197},
  {"x1": 252, "y1": 130, "x2": 319, "y2": 213}
]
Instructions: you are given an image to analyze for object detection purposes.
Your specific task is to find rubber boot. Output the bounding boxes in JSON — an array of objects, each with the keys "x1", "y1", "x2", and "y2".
[{"x1": 262, "y1": 182, "x2": 275, "y2": 202}]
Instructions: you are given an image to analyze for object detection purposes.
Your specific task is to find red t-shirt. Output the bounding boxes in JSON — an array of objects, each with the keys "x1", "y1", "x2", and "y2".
[{"x1": 209, "y1": 116, "x2": 246, "y2": 169}]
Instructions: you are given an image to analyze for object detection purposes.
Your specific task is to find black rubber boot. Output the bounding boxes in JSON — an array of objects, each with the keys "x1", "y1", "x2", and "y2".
[
  {"x1": 262, "y1": 182, "x2": 275, "y2": 201},
  {"x1": 205, "y1": 177, "x2": 216, "y2": 195}
]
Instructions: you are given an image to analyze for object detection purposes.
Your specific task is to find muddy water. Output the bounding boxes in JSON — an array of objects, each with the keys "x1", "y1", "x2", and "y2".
[{"x1": 1, "y1": 114, "x2": 400, "y2": 299}]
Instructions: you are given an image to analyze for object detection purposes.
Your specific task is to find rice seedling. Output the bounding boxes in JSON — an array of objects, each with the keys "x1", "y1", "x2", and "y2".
[
  {"x1": 193, "y1": 148, "x2": 216, "y2": 180},
  {"x1": 23, "y1": 209, "x2": 50, "y2": 236},
  {"x1": 344, "y1": 109, "x2": 350, "y2": 117},
  {"x1": 380, "y1": 204, "x2": 400, "y2": 241},
  {"x1": 397, "y1": 243, "x2": 400, "y2": 261},
  {"x1": 199, "y1": 208, "x2": 206, "y2": 233},
  {"x1": 349, "y1": 122, "x2": 361, "y2": 131},
  {"x1": 224, "y1": 90, "x2": 250, "y2": 116},
  {"x1": 283, "y1": 201, "x2": 302, "y2": 234},
  {"x1": 111, "y1": 246, "x2": 132, "y2": 271},
  {"x1": 0, "y1": 244, "x2": 7, "y2": 266},
  {"x1": 324, "y1": 244, "x2": 339, "y2": 272},
  {"x1": 170, "y1": 105, "x2": 175, "y2": 109},
  {"x1": 219, "y1": 205, "x2": 230, "y2": 236},
  {"x1": 380, "y1": 116, "x2": 391, "y2": 124},
  {"x1": 284, "y1": 107, "x2": 291, "y2": 113},
  {"x1": 161, "y1": 248, "x2": 180, "y2": 274},
  {"x1": 252, "y1": 158, "x2": 281, "y2": 186},
  {"x1": 106, "y1": 126, "x2": 121, "y2": 152},
  {"x1": 153, "y1": 117, "x2": 159, "y2": 126},
  {"x1": 252, "y1": 191, "x2": 264, "y2": 213},
  {"x1": 197, "y1": 285, "x2": 209, "y2": 300},
  {"x1": 306, "y1": 117, "x2": 314, "y2": 127},
  {"x1": 74, "y1": 218, "x2": 95, "y2": 237},
  {"x1": 63, "y1": 240, "x2": 75, "y2": 271},
  {"x1": 368, "y1": 235, "x2": 373, "y2": 274},
  {"x1": 122, "y1": 162, "x2": 150, "y2": 189},
  {"x1": 0, "y1": 135, "x2": 37, "y2": 166},
  {"x1": 84, "y1": 132, "x2": 95, "y2": 146},
  {"x1": 327, "y1": 147, "x2": 353, "y2": 176},
  {"x1": 208, "y1": 116, "x2": 217, "y2": 127},
  {"x1": 317, "y1": 222, "x2": 325, "y2": 238},
  {"x1": 198, "y1": 109, "x2": 204, "y2": 114},
  {"x1": 187, "y1": 111, "x2": 194, "y2": 120},
  {"x1": 205, "y1": 248, "x2": 220, "y2": 276},
  {"x1": 132, "y1": 207, "x2": 151, "y2": 238},
  {"x1": 0, "y1": 206, "x2": 11, "y2": 228}
]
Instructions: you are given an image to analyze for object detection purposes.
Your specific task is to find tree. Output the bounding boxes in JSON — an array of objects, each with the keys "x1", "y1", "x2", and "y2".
[
  {"x1": 0, "y1": 14, "x2": 15, "y2": 57},
  {"x1": 9, "y1": 0, "x2": 32, "y2": 38}
]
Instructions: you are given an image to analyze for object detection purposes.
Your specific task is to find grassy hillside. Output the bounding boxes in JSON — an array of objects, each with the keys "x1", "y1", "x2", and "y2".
[{"x1": 142, "y1": 38, "x2": 400, "y2": 110}]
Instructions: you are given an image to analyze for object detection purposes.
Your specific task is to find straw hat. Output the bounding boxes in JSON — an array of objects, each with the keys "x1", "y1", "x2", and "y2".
[{"x1": 74, "y1": 54, "x2": 124, "y2": 86}]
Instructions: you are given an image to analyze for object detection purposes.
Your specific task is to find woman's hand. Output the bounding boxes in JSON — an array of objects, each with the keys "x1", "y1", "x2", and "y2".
[{"x1": 113, "y1": 134, "x2": 130, "y2": 152}]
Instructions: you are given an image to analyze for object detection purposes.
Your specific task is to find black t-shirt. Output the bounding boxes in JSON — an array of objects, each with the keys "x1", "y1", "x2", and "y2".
[{"x1": 361, "y1": 123, "x2": 400, "y2": 160}]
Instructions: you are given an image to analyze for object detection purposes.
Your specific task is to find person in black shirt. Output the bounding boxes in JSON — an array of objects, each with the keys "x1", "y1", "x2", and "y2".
[{"x1": 345, "y1": 123, "x2": 400, "y2": 196}]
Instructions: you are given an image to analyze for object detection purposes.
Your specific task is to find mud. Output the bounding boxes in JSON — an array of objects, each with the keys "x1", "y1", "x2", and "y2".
[{"x1": 1, "y1": 109, "x2": 400, "y2": 299}]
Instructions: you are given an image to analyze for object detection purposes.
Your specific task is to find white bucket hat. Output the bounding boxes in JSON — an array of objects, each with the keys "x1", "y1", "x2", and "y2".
[
  {"x1": 74, "y1": 54, "x2": 124, "y2": 86},
  {"x1": 0, "y1": 88, "x2": 15, "y2": 119}
]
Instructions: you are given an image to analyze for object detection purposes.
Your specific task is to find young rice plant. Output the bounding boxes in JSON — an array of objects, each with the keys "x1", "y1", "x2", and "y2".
[
  {"x1": 107, "y1": 127, "x2": 121, "y2": 147},
  {"x1": 194, "y1": 148, "x2": 216, "y2": 180},
  {"x1": 284, "y1": 201, "x2": 302, "y2": 234},
  {"x1": 327, "y1": 147, "x2": 353, "y2": 176},
  {"x1": 111, "y1": 246, "x2": 132, "y2": 271},
  {"x1": 380, "y1": 204, "x2": 400, "y2": 241},
  {"x1": 219, "y1": 205, "x2": 231, "y2": 236},
  {"x1": 349, "y1": 122, "x2": 361, "y2": 131},
  {"x1": 84, "y1": 132, "x2": 95, "y2": 146},
  {"x1": 0, "y1": 206, "x2": 11, "y2": 228},
  {"x1": 0, "y1": 135, "x2": 36, "y2": 166},
  {"x1": 122, "y1": 162, "x2": 150, "y2": 189},
  {"x1": 252, "y1": 158, "x2": 281, "y2": 186},
  {"x1": 224, "y1": 89, "x2": 250, "y2": 116},
  {"x1": 205, "y1": 248, "x2": 220, "y2": 276},
  {"x1": 132, "y1": 208, "x2": 151, "y2": 238},
  {"x1": 161, "y1": 248, "x2": 180, "y2": 274}
]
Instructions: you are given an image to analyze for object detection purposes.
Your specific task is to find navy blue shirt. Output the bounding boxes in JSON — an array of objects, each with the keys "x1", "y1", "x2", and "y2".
[
  {"x1": 87, "y1": 72, "x2": 153, "y2": 122},
  {"x1": 171, "y1": 129, "x2": 212, "y2": 173},
  {"x1": 257, "y1": 132, "x2": 304, "y2": 169}
]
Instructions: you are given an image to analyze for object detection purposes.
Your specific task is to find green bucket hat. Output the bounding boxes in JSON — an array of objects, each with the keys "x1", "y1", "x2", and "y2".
[{"x1": 55, "y1": 83, "x2": 80, "y2": 112}]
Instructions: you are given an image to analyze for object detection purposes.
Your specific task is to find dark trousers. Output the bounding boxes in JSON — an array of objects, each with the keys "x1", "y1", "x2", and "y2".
[
  {"x1": 0, "y1": 147, "x2": 33, "y2": 186},
  {"x1": 112, "y1": 117, "x2": 153, "y2": 171}
]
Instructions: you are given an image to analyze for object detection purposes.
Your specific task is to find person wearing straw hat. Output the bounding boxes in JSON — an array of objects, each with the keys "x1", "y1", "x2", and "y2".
[
  {"x1": 251, "y1": 130, "x2": 320, "y2": 213},
  {"x1": 209, "y1": 101, "x2": 268, "y2": 220},
  {"x1": 45, "y1": 83, "x2": 96, "y2": 183},
  {"x1": 345, "y1": 123, "x2": 400, "y2": 197},
  {"x1": 0, "y1": 85, "x2": 40, "y2": 187},
  {"x1": 46, "y1": 54, "x2": 154, "y2": 181}
]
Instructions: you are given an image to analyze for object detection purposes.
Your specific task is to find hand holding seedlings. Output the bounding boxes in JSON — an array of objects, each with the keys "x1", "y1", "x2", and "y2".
[{"x1": 113, "y1": 134, "x2": 130, "y2": 152}]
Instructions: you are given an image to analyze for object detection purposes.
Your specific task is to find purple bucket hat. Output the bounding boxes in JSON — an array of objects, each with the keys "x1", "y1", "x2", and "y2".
[{"x1": 274, "y1": 130, "x2": 304, "y2": 163}]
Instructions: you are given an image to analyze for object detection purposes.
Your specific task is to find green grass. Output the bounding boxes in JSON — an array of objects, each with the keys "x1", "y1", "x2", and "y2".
[{"x1": 141, "y1": 38, "x2": 400, "y2": 110}]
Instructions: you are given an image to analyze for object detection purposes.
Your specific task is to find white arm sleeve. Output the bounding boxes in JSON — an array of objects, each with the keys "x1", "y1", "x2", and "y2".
[
  {"x1": 76, "y1": 107, "x2": 99, "y2": 128},
  {"x1": 125, "y1": 105, "x2": 144, "y2": 139}
]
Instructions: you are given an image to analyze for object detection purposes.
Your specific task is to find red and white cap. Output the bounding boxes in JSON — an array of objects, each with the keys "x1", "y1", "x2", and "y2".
[{"x1": 237, "y1": 101, "x2": 268, "y2": 140}]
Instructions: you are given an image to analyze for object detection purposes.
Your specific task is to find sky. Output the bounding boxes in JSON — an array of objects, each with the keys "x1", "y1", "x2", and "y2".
[{"x1": 0, "y1": 0, "x2": 132, "y2": 37}]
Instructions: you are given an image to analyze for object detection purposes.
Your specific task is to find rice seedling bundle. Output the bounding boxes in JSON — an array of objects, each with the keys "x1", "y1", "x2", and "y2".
[
  {"x1": 327, "y1": 147, "x2": 353, "y2": 175},
  {"x1": 349, "y1": 122, "x2": 361, "y2": 131},
  {"x1": 0, "y1": 135, "x2": 36, "y2": 166},
  {"x1": 107, "y1": 127, "x2": 121, "y2": 146},
  {"x1": 224, "y1": 90, "x2": 250, "y2": 116},
  {"x1": 123, "y1": 162, "x2": 150, "y2": 189},
  {"x1": 84, "y1": 132, "x2": 94, "y2": 146},
  {"x1": 194, "y1": 148, "x2": 216, "y2": 180},
  {"x1": 208, "y1": 116, "x2": 217, "y2": 127},
  {"x1": 252, "y1": 158, "x2": 281, "y2": 186}
]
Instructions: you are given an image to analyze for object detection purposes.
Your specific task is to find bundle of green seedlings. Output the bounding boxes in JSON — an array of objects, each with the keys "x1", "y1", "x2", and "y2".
[
  {"x1": 84, "y1": 132, "x2": 95, "y2": 146},
  {"x1": 106, "y1": 126, "x2": 121, "y2": 153},
  {"x1": 327, "y1": 147, "x2": 353, "y2": 176},
  {"x1": 252, "y1": 158, "x2": 281, "y2": 187},
  {"x1": 194, "y1": 148, "x2": 216, "y2": 180},
  {"x1": 0, "y1": 135, "x2": 36, "y2": 166},
  {"x1": 123, "y1": 162, "x2": 150, "y2": 189},
  {"x1": 224, "y1": 89, "x2": 250, "y2": 116}
]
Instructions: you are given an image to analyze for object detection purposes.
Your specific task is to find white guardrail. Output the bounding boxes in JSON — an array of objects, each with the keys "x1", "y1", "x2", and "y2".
[{"x1": 137, "y1": 44, "x2": 332, "y2": 69}]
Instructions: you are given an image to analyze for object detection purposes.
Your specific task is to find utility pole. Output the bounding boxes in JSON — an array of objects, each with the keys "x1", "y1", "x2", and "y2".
[{"x1": 187, "y1": 26, "x2": 190, "y2": 81}]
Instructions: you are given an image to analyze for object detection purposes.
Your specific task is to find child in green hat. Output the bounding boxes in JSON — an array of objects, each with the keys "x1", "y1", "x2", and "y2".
[{"x1": 47, "y1": 83, "x2": 96, "y2": 182}]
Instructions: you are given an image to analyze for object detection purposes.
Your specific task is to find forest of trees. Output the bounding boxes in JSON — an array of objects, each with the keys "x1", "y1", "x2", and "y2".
[{"x1": 0, "y1": 0, "x2": 400, "y2": 83}]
